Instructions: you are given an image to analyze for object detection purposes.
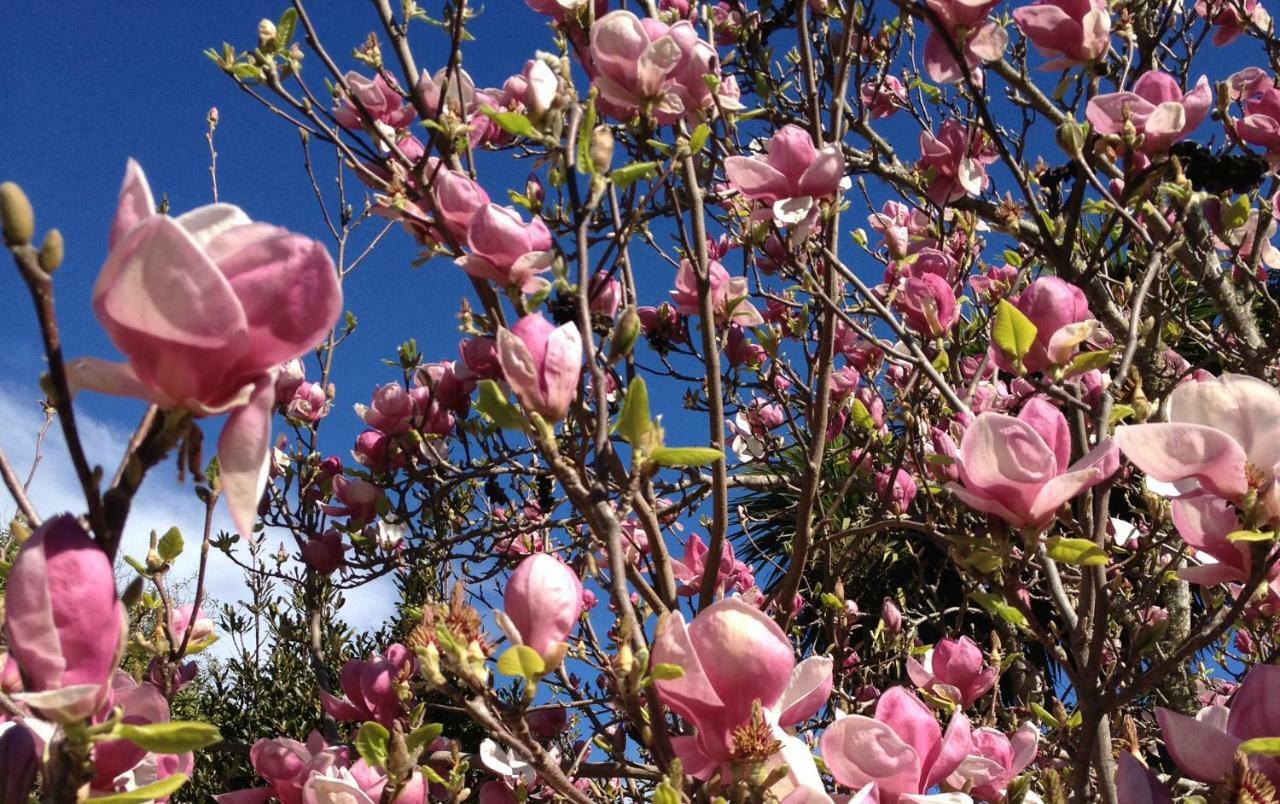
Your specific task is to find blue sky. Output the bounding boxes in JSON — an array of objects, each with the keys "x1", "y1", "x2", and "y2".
[{"x1": 0, "y1": 1, "x2": 562, "y2": 624}]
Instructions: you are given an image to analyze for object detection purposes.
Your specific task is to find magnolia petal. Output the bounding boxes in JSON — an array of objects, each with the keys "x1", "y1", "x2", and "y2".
[
  {"x1": 776, "y1": 655, "x2": 834, "y2": 727},
  {"x1": 218, "y1": 377, "x2": 275, "y2": 537},
  {"x1": 109, "y1": 159, "x2": 156, "y2": 251},
  {"x1": 1115, "y1": 423, "x2": 1249, "y2": 500},
  {"x1": 1155, "y1": 706, "x2": 1239, "y2": 783}
]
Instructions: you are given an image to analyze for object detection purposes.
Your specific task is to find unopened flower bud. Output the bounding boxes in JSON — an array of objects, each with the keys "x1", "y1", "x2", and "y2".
[
  {"x1": 1056, "y1": 119, "x2": 1086, "y2": 158},
  {"x1": 258, "y1": 19, "x2": 278, "y2": 51},
  {"x1": 38, "y1": 229, "x2": 63, "y2": 272},
  {"x1": 0, "y1": 182, "x2": 35, "y2": 247},
  {"x1": 589, "y1": 126, "x2": 615, "y2": 174},
  {"x1": 207, "y1": 107, "x2": 220, "y2": 127},
  {"x1": 608, "y1": 306, "x2": 640, "y2": 364}
]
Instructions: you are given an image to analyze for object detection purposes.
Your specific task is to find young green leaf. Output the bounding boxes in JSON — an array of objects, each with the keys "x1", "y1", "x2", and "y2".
[
  {"x1": 355, "y1": 721, "x2": 390, "y2": 769},
  {"x1": 114, "y1": 721, "x2": 222, "y2": 754},
  {"x1": 650, "y1": 663, "x2": 685, "y2": 681},
  {"x1": 497, "y1": 644, "x2": 547, "y2": 679},
  {"x1": 1239, "y1": 737, "x2": 1280, "y2": 756},
  {"x1": 610, "y1": 161, "x2": 659, "y2": 189},
  {"x1": 480, "y1": 106, "x2": 540, "y2": 140},
  {"x1": 275, "y1": 7, "x2": 298, "y2": 49},
  {"x1": 649, "y1": 446, "x2": 723, "y2": 467},
  {"x1": 992, "y1": 299, "x2": 1038, "y2": 372},
  {"x1": 1045, "y1": 537, "x2": 1109, "y2": 566},
  {"x1": 475, "y1": 380, "x2": 526, "y2": 430},
  {"x1": 157, "y1": 527, "x2": 184, "y2": 562}
]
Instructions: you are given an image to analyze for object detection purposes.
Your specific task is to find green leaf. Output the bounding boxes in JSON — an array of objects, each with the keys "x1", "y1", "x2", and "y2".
[
  {"x1": 1239, "y1": 737, "x2": 1280, "y2": 756},
  {"x1": 688, "y1": 123, "x2": 711, "y2": 153},
  {"x1": 276, "y1": 7, "x2": 298, "y2": 49},
  {"x1": 406, "y1": 722, "x2": 445, "y2": 755},
  {"x1": 1228, "y1": 529, "x2": 1276, "y2": 543},
  {"x1": 614, "y1": 377, "x2": 653, "y2": 448},
  {"x1": 650, "y1": 663, "x2": 685, "y2": 681},
  {"x1": 157, "y1": 527, "x2": 184, "y2": 562},
  {"x1": 355, "y1": 721, "x2": 390, "y2": 769},
  {"x1": 87, "y1": 775, "x2": 188, "y2": 803},
  {"x1": 1108, "y1": 404, "x2": 1136, "y2": 425},
  {"x1": 497, "y1": 644, "x2": 546, "y2": 679},
  {"x1": 1045, "y1": 537, "x2": 1109, "y2": 566},
  {"x1": 1030, "y1": 702, "x2": 1060, "y2": 728},
  {"x1": 971, "y1": 590, "x2": 1028, "y2": 628},
  {"x1": 649, "y1": 446, "x2": 722, "y2": 467},
  {"x1": 1065, "y1": 350, "x2": 1113, "y2": 377},
  {"x1": 1222, "y1": 194, "x2": 1252, "y2": 231},
  {"x1": 992, "y1": 299, "x2": 1038, "y2": 372},
  {"x1": 113, "y1": 721, "x2": 222, "y2": 754},
  {"x1": 479, "y1": 105, "x2": 539, "y2": 140},
  {"x1": 475, "y1": 379, "x2": 525, "y2": 430},
  {"x1": 610, "y1": 161, "x2": 658, "y2": 188}
]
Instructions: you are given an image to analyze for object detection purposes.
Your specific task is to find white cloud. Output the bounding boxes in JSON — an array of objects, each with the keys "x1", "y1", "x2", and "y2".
[{"x1": 0, "y1": 384, "x2": 398, "y2": 656}]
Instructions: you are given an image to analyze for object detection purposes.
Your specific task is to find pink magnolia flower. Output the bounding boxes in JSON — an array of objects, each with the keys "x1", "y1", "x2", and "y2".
[
  {"x1": 906, "y1": 636, "x2": 998, "y2": 707},
  {"x1": 327, "y1": 477, "x2": 381, "y2": 525},
  {"x1": 820, "y1": 686, "x2": 973, "y2": 802},
  {"x1": 321, "y1": 645, "x2": 415, "y2": 727},
  {"x1": 168, "y1": 605, "x2": 214, "y2": 647},
  {"x1": 1231, "y1": 71, "x2": 1280, "y2": 160},
  {"x1": 723, "y1": 124, "x2": 845, "y2": 224},
  {"x1": 499, "y1": 553, "x2": 583, "y2": 669},
  {"x1": 1115, "y1": 374, "x2": 1280, "y2": 524},
  {"x1": 969, "y1": 263, "x2": 1019, "y2": 304},
  {"x1": 893, "y1": 273, "x2": 960, "y2": 337},
  {"x1": 431, "y1": 164, "x2": 490, "y2": 241},
  {"x1": 1012, "y1": 0, "x2": 1111, "y2": 68},
  {"x1": 651, "y1": 598, "x2": 832, "y2": 788},
  {"x1": 588, "y1": 11, "x2": 741, "y2": 121},
  {"x1": 285, "y1": 381, "x2": 329, "y2": 424},
  {"x1": 275, "y1": 358, "x2": 307, "y2": 404},
  {"x1": 949, "y1": 397, "x2": 1120, "y2": 531},
  {"x1": 69, "y1": 161, "x2": 342, "y2": 536},
  {"x1": 1167, "y1": 495, "x2": 1263, "y2": 586},
  {"x1": 3, "y1": 515, "x2": 125, "y2": 722},
  {"x1": 670, "y1": 259, "x2": 765, "y2": 327},
  {"x1": 670, "y1": 534, "x2": 755, "y2": 596},
  {"x1": 588, "y1": 271, "x2": 623, "y2": 317},
  {"x1": 988, "y1": 276, "x2": 1096, "y2": 375},
  {"x1": 1197, "y1": 0, "x2": 1271, "y2": 45},
  {"x1": 869, "y1": 201, "x2": 932, "y2": 258},
  {"x1": 947, "y1": 722, "x2": 1039, "y2": 800},
  {"x1": 496, "y1": 313, "x2": 583, "y2": 422},
  {"x1": 861, "y1": 76, "x2": 909, "y2": 118},
  {"x1": 301, "y1": 529, "x2": 346, "y2": 575},
  {"x1": 460, "y1": 336, "x2": 502, "y2": 381},
  {"x1": 458, "y1": 204, "x2": 553, "y2": 291},
  {"x1": 1086, "y1": 72, "x2": 1211, "y2": 154},
  {"x1": 875, "y1": 468, "x2": 919, "y2": 515},
  {"x1": 355, "y1": 382, "x2": 418, "y2": 434},
  {"x1": 918, "y1": 121, "x2": 999, "y2": 204},
  {"x1": 922, "y1": 0, "x2": 1009, "y2": 84},
  {"x1": 1157, "y1": 664, "x2": 1280, "y2": 786},
  {"x1": 332, "y1": 72, "x2": 416, "y2": 130},
  {"x1": 501, "y1": 59, "x2": 560, "y2": 120}
]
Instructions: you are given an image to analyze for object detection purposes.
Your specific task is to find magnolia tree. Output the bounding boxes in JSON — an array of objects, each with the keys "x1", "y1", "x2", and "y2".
[{"x1": 7, "y1": 0, "x2": 1280, "y2": 801}]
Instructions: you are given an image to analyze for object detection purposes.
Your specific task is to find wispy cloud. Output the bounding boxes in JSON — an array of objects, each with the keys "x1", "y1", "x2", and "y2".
[{"x1": 0, "y1": 385, "x2": 398, "y2": 653}]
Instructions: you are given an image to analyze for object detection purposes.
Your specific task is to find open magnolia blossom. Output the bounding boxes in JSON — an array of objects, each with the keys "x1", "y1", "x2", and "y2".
[
  {"x1": 3, "y1": 515, "x2": 125, "y2": 723},
  {"x1": 67, "y1": 160, "x2": 342, "y2": 535},
  {"x1": 949, "y1": 397, "x2": 1121, "y2": 531},
  {"x1": 905, "y1": 636, "x2": 997, "y2": 707},
  {"x1": 1116, "y1": 373, "x2": 1280, "y2": 524},
  {"x1": 1156, "y1": 664, "x2": 1280, "y2": 787},
  {"x1": 650, "y1": 598, "x2": 833, "y2": 793},
  {"x1": 723, "y1": 124, "x2": 845, "y2": 226}
]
